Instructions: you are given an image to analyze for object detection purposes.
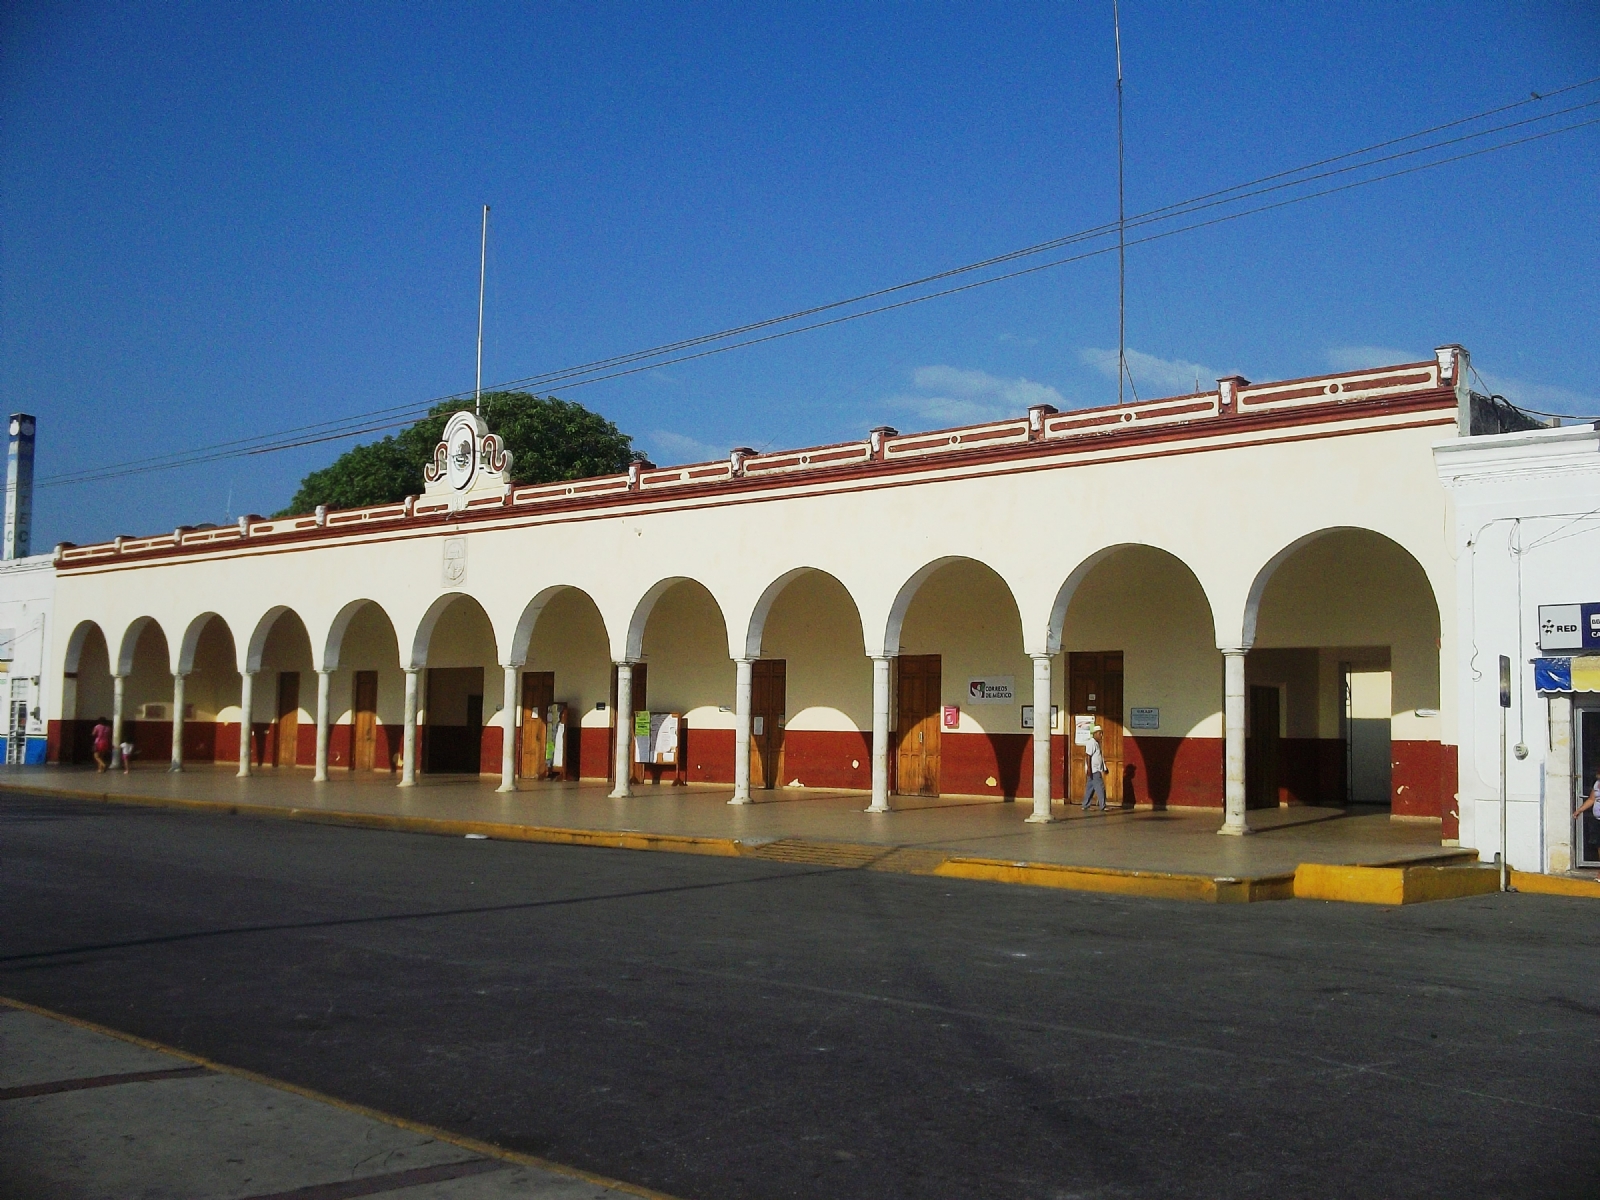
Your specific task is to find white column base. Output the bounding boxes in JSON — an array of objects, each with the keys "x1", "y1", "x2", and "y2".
[
  {"x1": 1025, "y1": 652, "x2": 1054, "y2": 823},
  {"x1": 169, "y1": 673, "x2": 186, "y2": 773},
  {"x1": 498, "y1": 663, "x2": 519, "y2": 793},
  {"x1": 730, "y1": 657, "x2": 754, "y2": 805},
  {"x1": 237, "y1": 671, "x2": 254, "y2": 777},
  {"x1": 312, "y1": 669, "x2": 331, "y2": 782},
  {"x1": 867, "y1": 655, "x2": 892, "y2": 813},
  {"x1": 399, "y1": 667, "x2": 419, "y2": 787},
  {"x1": 609, "y1": 662, "x2": 633, "y2": 799},
  {"x1": 1218, "y1": 647, "x2": 1249, "y2": 835}
]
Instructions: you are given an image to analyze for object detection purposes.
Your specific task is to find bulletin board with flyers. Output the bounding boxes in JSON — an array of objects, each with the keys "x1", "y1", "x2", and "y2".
[{"x1": 633, "y1": 710, "x2": 687, "y2": 786}]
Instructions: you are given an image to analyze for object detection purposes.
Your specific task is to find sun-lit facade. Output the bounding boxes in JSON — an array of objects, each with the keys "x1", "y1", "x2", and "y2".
[{"x1": 48, "y1": 348, "x2": 1478, "y2": 839}]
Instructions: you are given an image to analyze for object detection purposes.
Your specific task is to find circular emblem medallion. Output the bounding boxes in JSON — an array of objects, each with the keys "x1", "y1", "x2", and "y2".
[{"x1": 442, "y1": 413, "x2": 479, "y2": 491}]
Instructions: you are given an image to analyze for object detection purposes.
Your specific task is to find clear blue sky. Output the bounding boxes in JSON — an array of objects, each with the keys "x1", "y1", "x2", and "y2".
[{"x1": 3, "y1": 2, "x2": 1596, "y2": 547}]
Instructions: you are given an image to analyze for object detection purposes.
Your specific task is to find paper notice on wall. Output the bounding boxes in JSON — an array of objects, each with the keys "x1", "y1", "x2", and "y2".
[
  {"x1": 965, "y1": 676, "x2": 1015, "y2": 704},
  {"x1": 546, "y1": 703, "x2": 566, "y2": 772},
  {"x1": 633, "y1": 710, "x2": 651, "y2": 764},
  {"x1": 1074, "y1": 715, "x2": 1096, "y2": 746},
  {"x1": 652, "y1": 712, "x2": 680, "y2": 765}
]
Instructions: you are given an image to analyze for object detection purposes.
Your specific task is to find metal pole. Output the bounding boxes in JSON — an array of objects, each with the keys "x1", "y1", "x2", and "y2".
[
  {"x1": 1113, "y1": 0, "x2": 1126, "y2": 406},
  {"x1": 1500, "y1": 701, "x2": 1509, "y2": 891},
  {"x1": 1499, "y1": 654, "x2": 1511, "y2": 891},
  {"x1": 475, "y1": 204, "x2": 489, "y2": 416}
]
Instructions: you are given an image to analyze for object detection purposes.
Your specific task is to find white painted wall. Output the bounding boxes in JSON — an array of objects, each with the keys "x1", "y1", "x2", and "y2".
[{"x1": 1436, "y1": 425, "x2": 1600, "y2": 872}]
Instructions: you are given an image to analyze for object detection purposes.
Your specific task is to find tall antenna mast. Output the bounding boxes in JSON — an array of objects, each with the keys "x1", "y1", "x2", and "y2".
[
  {"x1": 475, "y1": 204, "x2": 490, "y2": 416},
  {"x1": 1113, "y1": 1, "x2": 1126, "y2": 406}
]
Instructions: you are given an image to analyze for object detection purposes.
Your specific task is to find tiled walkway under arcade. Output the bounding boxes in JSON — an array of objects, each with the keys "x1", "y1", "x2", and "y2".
[{"x1": 2, "y1": 765, "x2": 1454, "y2": 879}]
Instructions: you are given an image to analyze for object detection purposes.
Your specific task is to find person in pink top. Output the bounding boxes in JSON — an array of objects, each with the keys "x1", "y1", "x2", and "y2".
[{"x1": 91, "y1": 718, "x2": 112, "y2": 772}]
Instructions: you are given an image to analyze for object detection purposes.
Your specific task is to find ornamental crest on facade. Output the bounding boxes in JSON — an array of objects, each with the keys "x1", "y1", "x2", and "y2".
[{"x1": 423, "y1": 411, "x2": 514, "y2": 510}]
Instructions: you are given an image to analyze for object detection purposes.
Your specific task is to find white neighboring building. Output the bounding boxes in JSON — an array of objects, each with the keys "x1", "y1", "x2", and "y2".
[
  {"x1": 0, "y1": 551, "x2": 55, "y2": 764},
  {"x1": 1436, "y1": 423, "x2": 1600, "y2": 874}
]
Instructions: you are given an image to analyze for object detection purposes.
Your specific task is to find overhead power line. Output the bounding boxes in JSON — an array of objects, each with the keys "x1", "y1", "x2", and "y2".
[{"x1": 36, "y1": 76, "x2": 1600, "y2": 491}]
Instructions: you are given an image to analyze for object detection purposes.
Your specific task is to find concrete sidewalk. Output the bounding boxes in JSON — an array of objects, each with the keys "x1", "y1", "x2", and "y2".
[
  {"x1": 0, "y1": 998, "x2": 673, "y2": 1199},
  {"x1": 0, "y1": 763, "x2": 1458, "y2": 882}
]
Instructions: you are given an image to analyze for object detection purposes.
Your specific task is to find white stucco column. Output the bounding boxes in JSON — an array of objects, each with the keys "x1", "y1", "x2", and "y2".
[
  {"x1": 169, "y1": 673, "x2": 187, "y2": 772},
  {"x1": 399, "y1": 667, "x2": 419, "y2": 787},
  {"x1": 110, "y1": 675, "x2": 126, "y2": 769},
  {"x1": 498, "y1": 663, "x2": 519, "y2": 793},
  {"x1": 730, "y1": 657, "x2": 754, "y2": 804},
  {"x1": 1219, "y1": 648, "x2": 1250, "y2": 835},
  {"x1": 610, "y1": 662, "x2": 634, "y2": 799},
  {"x1": 312, "y1": 668, "x2": 331, "y2": 782},
  {"x1": 868, "y1": 655, "x2": 892, "y2": 813},
  {"x1": 1026, "y1": 653, "x2": 1054, "y2": 823},
  {"x1": 1546, "y1": 694, "x2": 1574, "y2": 873},
  {"x1": 237, "y1": 670, "x2": 254, "y2": 777}
]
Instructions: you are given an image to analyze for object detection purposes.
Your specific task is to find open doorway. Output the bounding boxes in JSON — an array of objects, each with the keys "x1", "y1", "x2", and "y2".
[
  {"x1": 749, "y1": 659, "x2": 786, "y2": 789},
  {"x1": 1343, "y1": 664, "x2": 1393, "y2": 807},
  {"x1": 1576, "y1": 705, "x2": 1600, "y2": 869}
]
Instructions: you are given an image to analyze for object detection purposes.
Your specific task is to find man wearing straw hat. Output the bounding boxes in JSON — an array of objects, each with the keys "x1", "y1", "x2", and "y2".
[{"x1": 1081, "y1": 723, "x2": 1108, "y2": 813}]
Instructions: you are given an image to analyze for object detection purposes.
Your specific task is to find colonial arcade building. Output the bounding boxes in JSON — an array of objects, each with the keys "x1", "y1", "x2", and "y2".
[{"x1": 48, "y1": 350, "x2": 1473, "y2": 839}]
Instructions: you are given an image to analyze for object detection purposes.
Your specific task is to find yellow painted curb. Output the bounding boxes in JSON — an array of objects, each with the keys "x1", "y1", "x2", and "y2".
[
  {"x1": 1293, "y1": 861, "x2": 1501, "y2": 904},
  {"x1": 0, "y1": 994, "x2": 684, "y2": 1200},
  {"x1": 1509, "y1": 870, "x2": 1600, "y2": 898},
  {"x1": 933, "y1": 856, "x2": 1295, "y2": 903},
  {"x1": 0, "y1": 781, "x2": 744, "y2": 858}
]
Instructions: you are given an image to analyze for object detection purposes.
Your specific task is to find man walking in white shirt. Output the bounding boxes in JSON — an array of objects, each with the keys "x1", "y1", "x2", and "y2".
[{"x1": 1081, "y1": 724, "x2": 1108, "y2": 813}]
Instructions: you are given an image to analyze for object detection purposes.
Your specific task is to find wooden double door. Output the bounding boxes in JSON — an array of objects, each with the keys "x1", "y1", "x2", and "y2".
[
  {"x1": 1068, "y1": 652, "x2": 1124, "y2": 806},
  {"x1": 275, "y1": 672, "x2": 300, "y2": 768},
  {"x1": 749, "y1": 659, "x2": 786, "y2": 789},
  {"x1": 350, "y1": 670, "x2": 379, "y2": 770},
  {"x1": 895, "y1": 655, "x2": 942, "y2": 797}
]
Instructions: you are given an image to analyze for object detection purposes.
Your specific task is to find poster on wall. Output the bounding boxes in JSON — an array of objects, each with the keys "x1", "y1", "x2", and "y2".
[
  {"x1": 1074, "y1": 714, "x2": 1096, "y2": 746},
  {"x1": 651, "y1": 712, "x2": 681, "y2": 765},
  {"x1": 966, "y1": 676, "x2": 1015, "y2": 704},
  {"x1": 633, "y1": 711, "x2": 681, "y2": 765},
  {"x1": 1129, "y1": 707, "x2": 1159, "y2": 730}
]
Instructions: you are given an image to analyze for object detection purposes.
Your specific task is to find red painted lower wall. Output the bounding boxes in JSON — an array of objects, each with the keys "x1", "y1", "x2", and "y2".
[
  {"x1": 479, "y1": 727, "x2": 502, "y2": 775},
  {"x1": 579, "y1": 727, "x2": 611, "y2": 780},
  {"x1": 1122, "y1": 736, "x2": 1224, "y2": 809},
  {"x1": 1440, "y1": 745, "x2": 1459, "y2": 839},
  {"x1": 779, "y1": 729, "x2": 873, "y2": 790},
  {"x1": 685, "y1": 726, "x2": 735, "y2": 784},
  {"x1": 1392, "y1": 740, "x2": 1447, "y2": 820}
]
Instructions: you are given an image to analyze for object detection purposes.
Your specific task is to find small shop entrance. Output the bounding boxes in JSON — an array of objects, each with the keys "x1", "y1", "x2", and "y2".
[
  {"x1": 351, "y1": 670, "x2": 378, "y2": 770},
  {"x1": 750, "y1": 659, "x2": 786, "y2": 789},
  {"x1": 1067, "y1": 652, "x2": 1124, "y2": 806},
  {"x1": 1577, "y1": 705, "x2": 1600, "y2": 869},
  {"x1": 1343, "y1": 665, "x2": 1393, "y2": 806},
  {"x1": 895, "y1": 654, "x2": 941, "y2": 797},
  {"x1": 274, "y1": 672, "x2": 300, "y2": 768},
  {"x1": 520, "y1": 671, "x2": 554, "y2": 779}
]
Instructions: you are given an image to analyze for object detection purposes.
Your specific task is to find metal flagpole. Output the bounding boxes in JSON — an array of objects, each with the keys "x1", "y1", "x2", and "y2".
[
  {"x1": 1499, "y1": 654, "x2": 1511, "y2": 891},
  {"x1": 1114, "y1": 1, "x2": 1126, "y2": 406},
  {"x1": 476, "y1": 204, "x2": 490, "y2": 416}
]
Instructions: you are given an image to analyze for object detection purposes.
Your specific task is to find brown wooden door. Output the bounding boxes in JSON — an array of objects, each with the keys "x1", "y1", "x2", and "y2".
[
  {"x1": 1068, "y1": 653, "x2": 1124, "y2": 805},
  {"x1": 1247, "y1": 685, "x2": 1281, "y2": 809},
  {"x1": 750, "y1": 659, "x2": 786, "y2": 789},
  {"x1": 275, "y1": 671, "x2": 300, "y2": 768},
  {"x1": 351, "y1": 671, "x2": 378, "y2": 770},
  {"x1": 521, "y1": 671, "x2": 554, "y2": 778},
  {"x1": 895, "y1": 655, "x2": 941, "y2": 797},
  {"x1": 608, "y1": 664, "x2": 647, "y2": 784}
]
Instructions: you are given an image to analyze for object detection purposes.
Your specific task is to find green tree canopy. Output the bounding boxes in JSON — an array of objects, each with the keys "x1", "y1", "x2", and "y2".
[{"x1": 277, "y1": 392, "x2": 643, "y2": 516}]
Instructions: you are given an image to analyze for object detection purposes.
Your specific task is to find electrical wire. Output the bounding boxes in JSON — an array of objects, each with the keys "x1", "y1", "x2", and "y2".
[{"x1": 35, "y1": 78, "x2": 1600, "y2": 490}]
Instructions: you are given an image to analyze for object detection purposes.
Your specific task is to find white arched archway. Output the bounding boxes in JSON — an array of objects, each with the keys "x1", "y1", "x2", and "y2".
[
  {"x1": 743, "y1": 566, "x2": 869, "y2": 660},
  {"x1": 177, "y1": 612, "x2": 230, "y2": 675},
  {"x1": 244, "y1": 606, "x2": 295, "y2": 674}
]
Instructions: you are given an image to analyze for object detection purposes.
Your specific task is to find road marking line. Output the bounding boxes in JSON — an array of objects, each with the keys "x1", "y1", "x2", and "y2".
[
  {"x1": 0, "y1": 994, "x2": 687, "y2": 1200},
  {"x1": 0, "y1": 1064, "x2": 210, "y2": 1100}
]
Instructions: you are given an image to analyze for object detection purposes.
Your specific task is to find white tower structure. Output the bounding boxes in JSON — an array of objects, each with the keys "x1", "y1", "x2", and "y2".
[{"x1": 4, "y1": 414, "x2": 35, "y2": 561}]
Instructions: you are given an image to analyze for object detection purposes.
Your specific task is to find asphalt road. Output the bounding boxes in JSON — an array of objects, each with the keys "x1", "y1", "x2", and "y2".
[{"x1": 2, "y1": 792, "x2": 1596, "y2": 1200}]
